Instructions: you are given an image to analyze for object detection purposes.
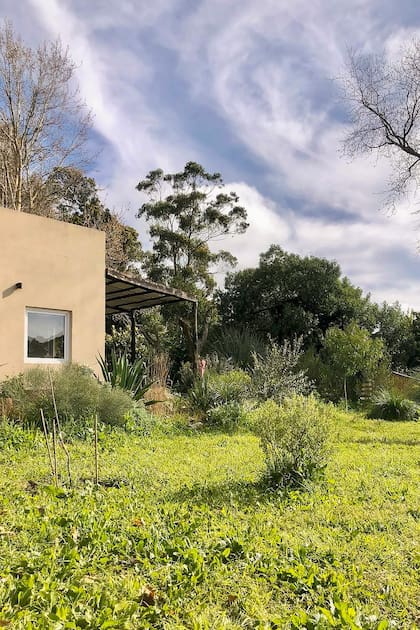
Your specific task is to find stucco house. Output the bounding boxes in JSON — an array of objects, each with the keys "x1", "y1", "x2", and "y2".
[{"x1": 0, "y1": 206, "x2": 195, "y2": 379}]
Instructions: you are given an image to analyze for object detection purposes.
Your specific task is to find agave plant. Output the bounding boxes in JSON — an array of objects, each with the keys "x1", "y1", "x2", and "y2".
[{"x1": 98, "y1": 352, "x2": 155, "y2": 404}]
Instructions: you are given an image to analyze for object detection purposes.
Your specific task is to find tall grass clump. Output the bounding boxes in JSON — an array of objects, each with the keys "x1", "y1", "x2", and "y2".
[
  {"x1": 251, "y1": 338, "x2": 311, "y2": 403},
  {"x1": 250, "y1": 395, "x2": 333, "y2": 488},
  {"x1": 368, "y1": 389, "x2": 418, "y2": 421},
  {"x1": 206, "y1": 326, "x2": 266, "y2": 369}
]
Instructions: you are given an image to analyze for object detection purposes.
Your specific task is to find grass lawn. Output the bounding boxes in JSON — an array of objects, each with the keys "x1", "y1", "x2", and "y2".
[{"x1": 0, "y1": 412, "x2": 419, "y2": 629}]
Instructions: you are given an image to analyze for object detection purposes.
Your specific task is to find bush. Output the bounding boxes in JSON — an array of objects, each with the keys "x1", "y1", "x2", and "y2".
[
  {"x1": 96, "y1": 385, "x2": 134, "y2": 426},
  {"x1": 250, "y1": 338, "x2": 311, "y2": 404},
  {"x1": 207, "y1": 402, "x2": 248, "y2": 429},
  {"x1": 53, "y1": 364, "x2": 101, "y2": 419},
  {"x1": 250, "y1": 395, "x2": 333, "y2": 488},
  {"x1": 368, "y1": 389, "x2": 419, "y2": 421},
  {"x1": 209, "y1": 370, "x2": 251, "y2": 403},
  {"x1": 187, "y1": 369, "x2": 251, "y2": 425},
  {"x1": 0, "y1": 364, "x2": 135, "y2": 428}
]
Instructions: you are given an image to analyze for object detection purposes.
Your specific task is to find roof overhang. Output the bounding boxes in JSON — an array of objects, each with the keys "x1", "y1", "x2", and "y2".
[{"x1": 105, "y1": 268, "x2": 196, "y2": 315}]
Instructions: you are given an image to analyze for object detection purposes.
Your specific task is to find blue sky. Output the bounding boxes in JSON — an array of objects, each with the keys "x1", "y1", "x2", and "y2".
[{"x1": 4, "y1": 0, "x2": 420, "y2": 308}]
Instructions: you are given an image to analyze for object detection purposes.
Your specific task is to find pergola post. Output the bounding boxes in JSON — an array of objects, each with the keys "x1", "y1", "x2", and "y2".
[{"x1": 130, "y1": 311, "x2": 136, "y2": 363}]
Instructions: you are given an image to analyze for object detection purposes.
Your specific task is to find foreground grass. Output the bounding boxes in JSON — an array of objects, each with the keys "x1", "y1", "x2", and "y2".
[{"x1": 0, "y1": 413, "x2": 419, "y2": 629}]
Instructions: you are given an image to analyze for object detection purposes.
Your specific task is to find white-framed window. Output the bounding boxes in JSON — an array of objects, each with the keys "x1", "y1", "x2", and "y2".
[{"x1": 25, "y1": 308, "x2": 71, "y2": 364}]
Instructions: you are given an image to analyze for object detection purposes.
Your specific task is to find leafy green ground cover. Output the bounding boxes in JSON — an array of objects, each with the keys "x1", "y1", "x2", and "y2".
[{"x1": 0, "y1": 413, "x2": 419, "y2": 629}]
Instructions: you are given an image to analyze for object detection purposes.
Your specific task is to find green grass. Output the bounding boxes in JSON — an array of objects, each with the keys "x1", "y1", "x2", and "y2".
[{"x1": 0, "y1": 412, "x2": 419, "y2": 628}]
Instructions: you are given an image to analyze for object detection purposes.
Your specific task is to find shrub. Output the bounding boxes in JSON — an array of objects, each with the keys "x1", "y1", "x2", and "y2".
[
  {"x1": 187, "y1": 369, "x2": 251, "y2": 424},
  {"x1": 250, "y1": 395, "x2": 333, "y2": 488},
  {"x1": 0, "y1": 364, "x2": 136, "y2": 428},
  {"x1": 368, "y1": 389, "x2": 418, "y2": 421},
  {"x1": 53, "y1": 364, "x2": 100, "y2": 419},
  {"x1": 209, "y1": 370, "x2": 251, "y2": 403},
  {"x1": 96, "y1": 385, "x2": 134, "y2": 426},
  {"x1": 207, "y1": 402, "x2": 248, "y2": 429},
  {"x1": 250, "y1": 338, "x2": 311, "y2": 404}
]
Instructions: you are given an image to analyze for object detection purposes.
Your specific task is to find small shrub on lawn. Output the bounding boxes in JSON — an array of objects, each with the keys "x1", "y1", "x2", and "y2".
[
  {"x1": 250, "y1": 338, "x2": 311, "y2": 404},
  {"x1": 53, "y1": 364, "x2": 101, "y2": 419},
  {"x1": 250, "y1": 395, "x2": 333, "y2": 488},
  {"x1": 368, "y1": 389, "x2": 419, "y2": 421}
]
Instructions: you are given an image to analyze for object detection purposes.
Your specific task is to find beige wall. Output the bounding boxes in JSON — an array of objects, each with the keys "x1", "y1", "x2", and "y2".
[{"x1": 0, "y1": 207, "x2": 105, "y2": 378}]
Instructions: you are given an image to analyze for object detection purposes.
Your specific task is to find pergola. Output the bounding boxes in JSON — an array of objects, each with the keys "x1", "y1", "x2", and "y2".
[{"x1": 105, "y1": 268, "x2": 198, "y2": 362}]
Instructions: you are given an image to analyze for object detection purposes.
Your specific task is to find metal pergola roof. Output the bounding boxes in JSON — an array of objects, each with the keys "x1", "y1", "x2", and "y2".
[{"x1": 105, "y1": 268, "x2": 196, "y2": 315}]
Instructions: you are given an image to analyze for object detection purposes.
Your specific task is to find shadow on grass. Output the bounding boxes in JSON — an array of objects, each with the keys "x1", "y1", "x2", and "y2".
[
  {"x1": 351, "y1": 437, "x2": 420, "y2": 447},
  {"x1": 166, "y1": 477, "x2": 308, "y2": 509}
]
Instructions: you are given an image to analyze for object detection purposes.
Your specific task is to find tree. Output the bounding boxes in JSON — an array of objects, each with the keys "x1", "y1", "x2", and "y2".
[
  {"x1": 136, "y1": 161, "x2": 248, "y2": 365},
  {"x1": 373, "y1": 302, "x2": 416, "y2": 370},
  {"x1": 341, "y1": 41, "x2": 420, "y2": 207},
  {"x1": 50, "y1": 167, "x2": 142, "y2": 271},
  {"x1": 323, "y1": 322, "x2": 385, "y2": 410},
  {"x1": 218, "y1": 246, "x2": 375, "y2": 347},
  {"x1": 0, "y1": 21, "x2": 91, "y2": 213}
]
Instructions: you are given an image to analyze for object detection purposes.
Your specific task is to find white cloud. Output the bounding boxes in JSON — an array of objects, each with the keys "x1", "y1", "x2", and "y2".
[{"x1": 6, "y1": 0, "x2": 420, "y2": 308}]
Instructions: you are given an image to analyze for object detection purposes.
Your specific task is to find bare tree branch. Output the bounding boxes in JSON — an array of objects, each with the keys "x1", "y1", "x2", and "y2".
[{"x1": 0, "y1": 21, "x2": 92, "y2": 213}]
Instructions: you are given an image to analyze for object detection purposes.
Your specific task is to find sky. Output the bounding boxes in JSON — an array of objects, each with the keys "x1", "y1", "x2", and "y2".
[{"x1": 3, "y1": 0, "x2": 420, "y2": 308}]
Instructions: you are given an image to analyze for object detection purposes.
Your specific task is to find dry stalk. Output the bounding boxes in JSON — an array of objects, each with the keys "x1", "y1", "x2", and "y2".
[
  {"x1": 40, "y1": 408, "x2": 56, "y2": 483},
  {"x1": 51, "y1": 412, "x2": 58, "y2": 485},
  {"x1": 94, "y1": 413, "x2": 99, "y2": 486},
  {"x1": 48, "y1": 369, "x2": 73, "y2": 487}
]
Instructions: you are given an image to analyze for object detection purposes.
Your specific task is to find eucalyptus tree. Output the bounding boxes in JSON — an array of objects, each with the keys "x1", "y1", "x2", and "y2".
[{"x1": 136, "y1": 161, "x2": 248, "y2": 365}]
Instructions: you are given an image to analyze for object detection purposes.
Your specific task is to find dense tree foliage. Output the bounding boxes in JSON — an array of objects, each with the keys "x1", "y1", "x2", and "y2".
[
  {"x1": 50, "y1": 167, "x2": 143, "y2": 271},
  {"x1": 373, "y1": 302, "x2": 417, "y2": 370},
  {"x1": 218, "y1": 246, "x2": 374, "y2": 348},
  {"x1": 323, "y1": 322, "x2": 386, "y2": 408}
]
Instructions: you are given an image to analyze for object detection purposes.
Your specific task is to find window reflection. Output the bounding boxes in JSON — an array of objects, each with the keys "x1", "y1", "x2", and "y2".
[{"x1": 27, "y1": 311, "x2": 66, "y2": 359}]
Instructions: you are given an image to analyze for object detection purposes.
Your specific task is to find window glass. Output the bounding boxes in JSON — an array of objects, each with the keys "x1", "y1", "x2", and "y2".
[{"x1": 27, "y1": 310, "x2": 67, "y2": 360}]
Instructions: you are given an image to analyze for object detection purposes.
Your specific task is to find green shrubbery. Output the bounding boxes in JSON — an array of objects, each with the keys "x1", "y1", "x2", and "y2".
[
  {"x1": 250, "y1": 394, "x2": 333, "y2": 488},
  {"x1": 368, "y1": 389, "x2": 419, "y2": 421},
  {"x1": 188, "y1": 369, "x2": 251, "y2": 427},
  {"x1": 250, "y1": 338, "x2": 311, "y2": 404},
  {"x1": 0, "y1": 364, "x2": 134, "y2": 428}
]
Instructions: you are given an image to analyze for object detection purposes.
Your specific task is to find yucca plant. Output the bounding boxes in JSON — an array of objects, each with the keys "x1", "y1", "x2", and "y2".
[{"x1": 98, "y1": 352, "x2": 155, "y2": 404}]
